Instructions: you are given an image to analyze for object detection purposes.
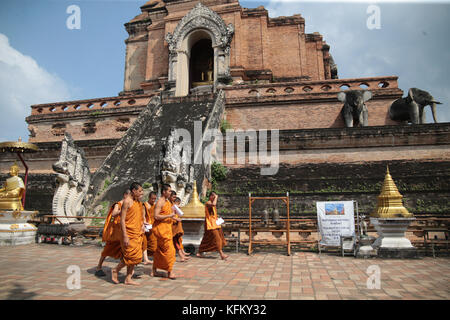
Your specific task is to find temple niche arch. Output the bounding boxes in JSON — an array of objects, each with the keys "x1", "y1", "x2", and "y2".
[{"x1": 165, "y1": 3, "x2": 234, "y2": 96}]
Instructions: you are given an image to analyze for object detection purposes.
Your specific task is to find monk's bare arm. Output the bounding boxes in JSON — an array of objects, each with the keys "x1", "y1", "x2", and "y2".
[
  {"x1": 120, "y1": 198, "x2": 132, "y2": 246},
  {"x1": 111, "y1": 204, "x2": 120, "y2": 217},
  {"x1": 205, "y1": 194, "x2": 218, "y2": 207},
  {"x1": 143, "y1": 204, "x2": 149, "y2": 223},
  {"x1": 141, "y1": 204, "x2": 146, "y2": 233},
  {"x1": 154, "y1": 198, "x2": 175, "y2": 220}
]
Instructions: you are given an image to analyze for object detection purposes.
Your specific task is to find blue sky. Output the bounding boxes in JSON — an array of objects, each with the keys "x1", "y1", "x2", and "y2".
[{"x1": 1, "y1": 0, "x2": 449, "y2": 142}]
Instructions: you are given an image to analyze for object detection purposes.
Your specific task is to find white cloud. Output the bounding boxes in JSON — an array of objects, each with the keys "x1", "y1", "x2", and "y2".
[{"x1": 0, "y1": 33, "x2": 73, "y2": 142}]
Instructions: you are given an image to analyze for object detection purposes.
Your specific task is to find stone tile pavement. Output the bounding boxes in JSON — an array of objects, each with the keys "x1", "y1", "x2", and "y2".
[{"x1": 0, "y1": 243, "x2": 448, "y2": 300}]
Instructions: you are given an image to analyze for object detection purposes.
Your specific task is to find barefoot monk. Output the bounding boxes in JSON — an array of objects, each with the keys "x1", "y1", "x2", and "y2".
[
  {"x1": 95, "y1": 189, "x2": 131, "y2": 277},
  {"x1": 142, "y1": 191, "x2": 157, "y2": 264},
  {"x1": 152, "y1": 184, "x2": 178, "y2": 279},
  {"x1": 172, "y1": 195, "x2": 189, "y2": 262},
  {"x1": 197, "y1": 191, "x2": 228, "y2": 260},
  {"x1": 111, "y1": 182, "x2": 145, "y2": 285}
]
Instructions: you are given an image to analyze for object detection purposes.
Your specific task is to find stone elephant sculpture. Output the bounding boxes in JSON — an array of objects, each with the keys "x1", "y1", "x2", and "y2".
[
  {"x1": 389, "y1": 88, "x2": 442, "y2": 124},
  {"x1": 337, "y1": 90, "x2": 372, "y2": 127}
]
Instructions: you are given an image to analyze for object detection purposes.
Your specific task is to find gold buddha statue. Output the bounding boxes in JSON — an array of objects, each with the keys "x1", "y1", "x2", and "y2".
[
  {"x1": 0, "y1": 162, "x2": 25, "y2": 211},
  {"x1": 192, "y1": 58, "x2": 213, "y2": 87}
]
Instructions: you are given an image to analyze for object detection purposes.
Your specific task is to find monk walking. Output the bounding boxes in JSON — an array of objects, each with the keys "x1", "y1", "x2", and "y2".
[
  {"x1": 171, "y1": 195, "x2": 189, "y2": 262},
  {"x1": 95, "y1": 189, "x2": 131, "y2": 277},
  {"x1": 142, "y1": 191, "x2": 157, "y2": 264},
  {"x1": 197, "y1": 191, "x2": 228, "y2": 260},
  {"x1": 152, "y1": 184, "x2": 179, "y2": 279},
  {"x1": 111, "y1": 182, "x2": 145, "y2": 285}
]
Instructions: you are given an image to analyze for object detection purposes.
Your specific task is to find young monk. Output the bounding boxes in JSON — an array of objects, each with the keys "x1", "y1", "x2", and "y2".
[
  {"x1": 111, "y1": 182, "x2": 145, "y2": 285},
  {"x1": 197, "y1": 191, "x2": 228, "y2": 260},
  {"x1": 171, "y1": 194, "x2": 189, "y2": 262},
  {"x1": 95, "y1": 190, "x2": 131, "y2": 277},
  {"x1": 142, "y1": 191, "x2": 157, "y2": 264},
  {"x1": 152, "y1": 184, "x2": 179, "y2": 279}
]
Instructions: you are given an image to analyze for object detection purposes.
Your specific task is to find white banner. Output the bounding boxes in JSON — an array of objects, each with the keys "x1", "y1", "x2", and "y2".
[{"x1": 316, "y1": 201, "x2": 355, "y2": 246}]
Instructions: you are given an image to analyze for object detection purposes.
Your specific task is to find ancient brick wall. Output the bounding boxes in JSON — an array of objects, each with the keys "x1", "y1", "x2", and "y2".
[
  {"x1": 26, "y1": 95, "x2": 154, "y2": 143},
  {"x1": 124, "y1": 0, "x2": 332, "y2": 92},
  {"x1": 220, "y1": 123, "x2": 450, "y2": 165},
  {"x1": 27, "y1": 117, "x2": 138, "y2": 143},
  {"x1": 7, "y1": 123, "x2": 449, "y2": 216},
  {"x1": 212, "y1": 160, "x2": 450, "y2": 218},
  {"x1": 266, "y1": 24, "x2": 302, "y2": 79},
  {"x1": 8, "y1": 160, "x2": 449, "y2": 217},
  {"x1": 225, "y1": 99, "x2": 399, "y2": 130},
  {"x1": 224, "y1": 76, "x2": 402, "y2": 130},
  {"x1": 123, "y1": 40, "x2": 148, "y2": 92},
  {"x1": 143, "y1": 24, "x2": 169, "y2": 90}
]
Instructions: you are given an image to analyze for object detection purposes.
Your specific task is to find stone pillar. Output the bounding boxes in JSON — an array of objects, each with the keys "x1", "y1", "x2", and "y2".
[
  {"x1": 167, "y1": 53, "x2": 177, "y2": 92},
  {"x1": 175, "y1": 50, "x2": 190, "y2": 97}
]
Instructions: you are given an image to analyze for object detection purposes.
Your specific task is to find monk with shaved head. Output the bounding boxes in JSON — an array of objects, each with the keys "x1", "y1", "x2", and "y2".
[
  {"x1": 142, "y1": 191, "x2": 158, "y2": 264},
  {"x1": 197, "y1": 191, "x2": 228, "y2": 260},
  {"x1": 152, "y1": 184, "x2": 178, "y2": 279},
  {"x1": 95, "y1": 189, "x2": 131, "y2": 277},
  {"x1": 111, "y1": 182, "x2": 145, "y2": 285}
]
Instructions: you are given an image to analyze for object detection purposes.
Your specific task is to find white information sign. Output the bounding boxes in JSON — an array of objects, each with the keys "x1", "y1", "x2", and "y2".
[{"x1": 316, "y1": 201, "x2": 355, "y2": 246}]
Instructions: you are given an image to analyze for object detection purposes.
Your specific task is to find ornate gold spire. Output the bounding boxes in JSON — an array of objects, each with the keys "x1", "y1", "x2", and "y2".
[
  {"x1": 371, "y1": 166, "x2": 413, "y2": 218},
  {"x1": 180, "y1": 180, "x2": 205, "y2": 218}
]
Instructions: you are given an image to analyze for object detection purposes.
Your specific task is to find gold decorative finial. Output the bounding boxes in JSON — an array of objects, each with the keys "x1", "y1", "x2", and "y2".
[
  {"x1": 371, "y1": 167, "x2": 413, "y2": 218},
  {"x1": 180, "y1": 180, "x2": 205, "y2": 218}
]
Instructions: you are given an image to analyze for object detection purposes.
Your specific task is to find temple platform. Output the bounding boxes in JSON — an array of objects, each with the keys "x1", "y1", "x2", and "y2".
[{"x1": 0, "y1": 210, "x2": 38, "y2": 246}]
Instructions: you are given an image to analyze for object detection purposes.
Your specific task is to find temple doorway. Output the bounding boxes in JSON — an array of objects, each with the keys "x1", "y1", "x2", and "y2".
[{"x1": 189, "y1": 38, "x2": 214, "y2": 89}]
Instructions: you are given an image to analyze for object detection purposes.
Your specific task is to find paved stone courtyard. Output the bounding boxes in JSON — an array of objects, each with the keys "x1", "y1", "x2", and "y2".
[{"x1": 0, "y1": 243, "x2": 448, "y2": 300}]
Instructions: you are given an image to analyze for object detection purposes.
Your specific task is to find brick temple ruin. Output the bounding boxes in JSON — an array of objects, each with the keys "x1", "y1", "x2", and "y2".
[{"x1": 1, "y1": 0, "x2": 449, "y2": 220}]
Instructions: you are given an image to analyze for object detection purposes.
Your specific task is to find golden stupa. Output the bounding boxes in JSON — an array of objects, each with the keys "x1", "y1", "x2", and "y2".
[
  {"x1": 371, "y1": 166, "x2": 413, "y2": 218},
  {"x1": 181, "y1": 180, "x2": 205, "y2": 218}
]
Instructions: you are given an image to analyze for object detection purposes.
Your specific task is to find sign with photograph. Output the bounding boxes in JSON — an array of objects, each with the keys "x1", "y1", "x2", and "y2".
[{"x1": 316, "y1": 201, "x2": 355, "y2": 246}]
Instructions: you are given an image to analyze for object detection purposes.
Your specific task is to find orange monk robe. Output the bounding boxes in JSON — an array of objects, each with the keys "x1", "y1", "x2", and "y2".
[
  {"x1": 152, "y1": 200, "x2": 176, "y2": 272},
  {"x1": 120, "y1": 200, "x2": 144, "y2": 266},
  {"x1": 143, "y1": 202, "x2": 157, "y2": 255},
  {"x1": 199, "y1": 205, "x2": 227, "y2": 253},
  {"x1": 172, "y1": 218, "x2": 184, "y2": 251},
  {"x1": 100, "y1": 201, "x2": 123, "y2": 259}
]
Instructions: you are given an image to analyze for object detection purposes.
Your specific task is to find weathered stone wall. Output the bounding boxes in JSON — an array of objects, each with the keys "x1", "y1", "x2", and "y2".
[
  {"x1": 6, "y1": 159, "x2": 448, "y2": 217},
  {"x1": 4, "y1": 122, "x2": 449, "y2": 174},
  {"x1": 218, "y1": 123, "x2": 450, "y2": 166},
  {"x1": 213, "y1": 160, "x2": 450, "y2": 218}
]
